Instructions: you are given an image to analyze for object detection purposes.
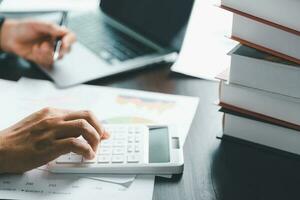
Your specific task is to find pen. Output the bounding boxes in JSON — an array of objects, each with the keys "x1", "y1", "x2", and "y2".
[{"x1": 53, "y1": 12, "x2": 68, "y2": 61}]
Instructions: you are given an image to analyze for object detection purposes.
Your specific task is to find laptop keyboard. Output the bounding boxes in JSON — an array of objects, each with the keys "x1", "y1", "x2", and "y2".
[{"x1": 68, "y1": 12, "x2": 157, "y2": 64}]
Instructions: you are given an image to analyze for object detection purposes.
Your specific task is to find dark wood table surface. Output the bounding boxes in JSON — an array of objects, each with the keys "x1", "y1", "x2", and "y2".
[{"x1": 1, "y1": 54, "x2": 300, "y2": 200}]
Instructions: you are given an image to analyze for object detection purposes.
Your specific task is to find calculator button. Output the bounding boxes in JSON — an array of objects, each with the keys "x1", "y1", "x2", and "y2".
[
  {"x1": 68, "y1": 154, "x2": 83, "y2": 163},
  {"x1": 105, "y1": 129, "x2": 114, "y2": 134},
  {"x1": 127, "y1": 155, "x2": 140, "y2": 163},
  {"x1": 135, "y1": 145, "x2": 140, "y2": 153},
  {"x1": 114, "y1": 134, "x2": 126, "y2": 140},
  {"x1": 103, "y1": 126, "x2": 111, "y2": 130},
  {"x1": 127, "y1": 145, "x2": 134, "y2": 153},
  {"x1": 101, "y1": 140, "x2": 112, "y2": 147},
  {"x1": 128, "y1": 135, "x2": 134, "y2": 143},
  {"x1": 116, "y1": 127, "x2": 126, "y2": 132},
  {"x1": 135, "y1": 135, "x2": 141, "y2": 143},
  {"x1": 113, "y1": 140, "x2": 126, "y2": 146},
  {"x1": 99, "y1": 148, "x2": 111, "y2": 155},
  {"x1": 98, "y1": 155, "x2": 110, "y2": 163},
  {"x1": 113, "y1": 147, "x2": 125, "y2": 155},
  {"x1": 135, "y1": 127, "x2": 142, "y2": 132},
  {"x1": 128, "y1": 127, "x2": 135, "y2": 133},
  {"x1": 111, "y1": 155, "x2": 124, "y2": 163},
  {"x1": 83, "y1": 157, "x2": 97, "y2": 164}
]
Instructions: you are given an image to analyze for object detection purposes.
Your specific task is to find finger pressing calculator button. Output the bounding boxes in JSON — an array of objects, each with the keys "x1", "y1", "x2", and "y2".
[
  {"x1": 68, "y1": 154, "x2": 83, "y2": 163},
  {"x1": 127, "y1": 155, "x2": 140, "y2": 163},
  {"x1": 83, "y1": 157, "x2": 97, "y2": 164},
  {"x1": 98, "y1": 155, "x2": 110, "y2": 164},
  {"x1": 113, "y1": 147, "x2": 125, "y2": 155},
  {"x1": 111, "y1": 155, "x2": 124, "y2": 163}
]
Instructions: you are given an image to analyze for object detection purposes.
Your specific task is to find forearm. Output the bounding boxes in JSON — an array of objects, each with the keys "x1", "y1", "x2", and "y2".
[{"x1": 0, "y1": 16, "x2": 5, "y2": 52}]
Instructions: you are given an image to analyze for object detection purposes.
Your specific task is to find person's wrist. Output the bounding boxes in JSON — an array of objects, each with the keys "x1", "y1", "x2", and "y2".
[
  {"x1": 0, "y1": 134, "x2": 7, "y2": 173},
  {"x1": 0, "y1": 19, "x2": 17, "y2": 53}
]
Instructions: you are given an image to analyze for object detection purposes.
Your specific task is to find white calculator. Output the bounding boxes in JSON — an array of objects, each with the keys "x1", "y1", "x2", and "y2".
[{"x1": 49, "y1": 124, "x2": 184, "y2": 174}]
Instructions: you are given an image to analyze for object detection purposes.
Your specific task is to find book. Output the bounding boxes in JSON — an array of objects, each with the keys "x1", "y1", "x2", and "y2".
[
  {"x1": 223, "y1": 112, "x2": 300, "y2": 156},
  {"x1": 221, "y1": 0, "x2": 300, "y2": 33},
  {"x1": 231, "y1": 13, "x2": 300, "y2": 64},
  {"x1": 218, "y1": 80, "x2": 300, "y2": 127},
  {"x1": 229, "y1": 44, "x2": 300, "y2": 98}
]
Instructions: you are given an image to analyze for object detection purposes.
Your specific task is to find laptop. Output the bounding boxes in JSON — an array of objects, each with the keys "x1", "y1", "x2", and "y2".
[{"x1": 43, "y1": 0, "x2": 195, "y2": 88}]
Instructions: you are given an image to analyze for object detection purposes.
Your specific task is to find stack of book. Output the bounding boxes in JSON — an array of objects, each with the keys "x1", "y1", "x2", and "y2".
[{"x1": 218, "y1": 0, "x2": 300, "y2": 155}]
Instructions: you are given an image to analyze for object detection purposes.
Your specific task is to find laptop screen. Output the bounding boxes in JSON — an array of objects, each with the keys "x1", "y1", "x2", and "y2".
[{"x1": 100, "y1": 0, "x2": 195, "y2": 51}]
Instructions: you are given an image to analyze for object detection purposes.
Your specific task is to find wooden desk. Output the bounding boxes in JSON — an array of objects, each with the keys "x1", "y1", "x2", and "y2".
[{"x1": 1, "y1": 55, "x2": 300, "y2": 200}]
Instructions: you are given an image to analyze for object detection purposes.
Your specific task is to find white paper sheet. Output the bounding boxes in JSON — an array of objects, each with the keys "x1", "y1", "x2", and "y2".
[
  {"x1": 0, "y1": 167, "x2": 154, "y2": 200},
  {"x1": 171, "y1": 0, "x2": 238, "y2": 80},
  {"x1": 0, "y1": 0, "x2": 99, "y2": 12},
  {"x1": 0, "y1": 78, "x2": 17, "y2": 89},
  {"x1": 0, "y1": 79, "x2": 20, "y2": 129}
]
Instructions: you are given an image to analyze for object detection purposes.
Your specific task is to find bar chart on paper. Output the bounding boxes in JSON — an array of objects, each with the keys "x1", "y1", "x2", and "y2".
[{"x1": 102, "y1": 95, "x2": 177, "y2": 124}]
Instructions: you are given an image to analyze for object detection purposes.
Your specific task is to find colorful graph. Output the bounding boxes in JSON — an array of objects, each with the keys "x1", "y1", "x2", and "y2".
[
  {"x1": 116, "y1": 95, "x2": 176, "y2": 113},
  {"x1": 102, "y1": 116, "x2": 155, "y2": 124}
]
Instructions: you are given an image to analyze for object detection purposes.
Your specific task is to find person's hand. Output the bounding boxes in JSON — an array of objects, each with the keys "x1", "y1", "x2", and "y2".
[
  {"x1": 0, "y1": 107, "x2": 109, "y2": 173},
  {"x1": 0, "y1": 19, "x2": 76, "y2": 68}
]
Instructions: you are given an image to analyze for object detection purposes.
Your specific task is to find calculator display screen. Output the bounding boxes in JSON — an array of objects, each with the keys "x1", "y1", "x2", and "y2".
[{"x1": 149, "y1": 127, "x2": 170, "y2": 163}]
